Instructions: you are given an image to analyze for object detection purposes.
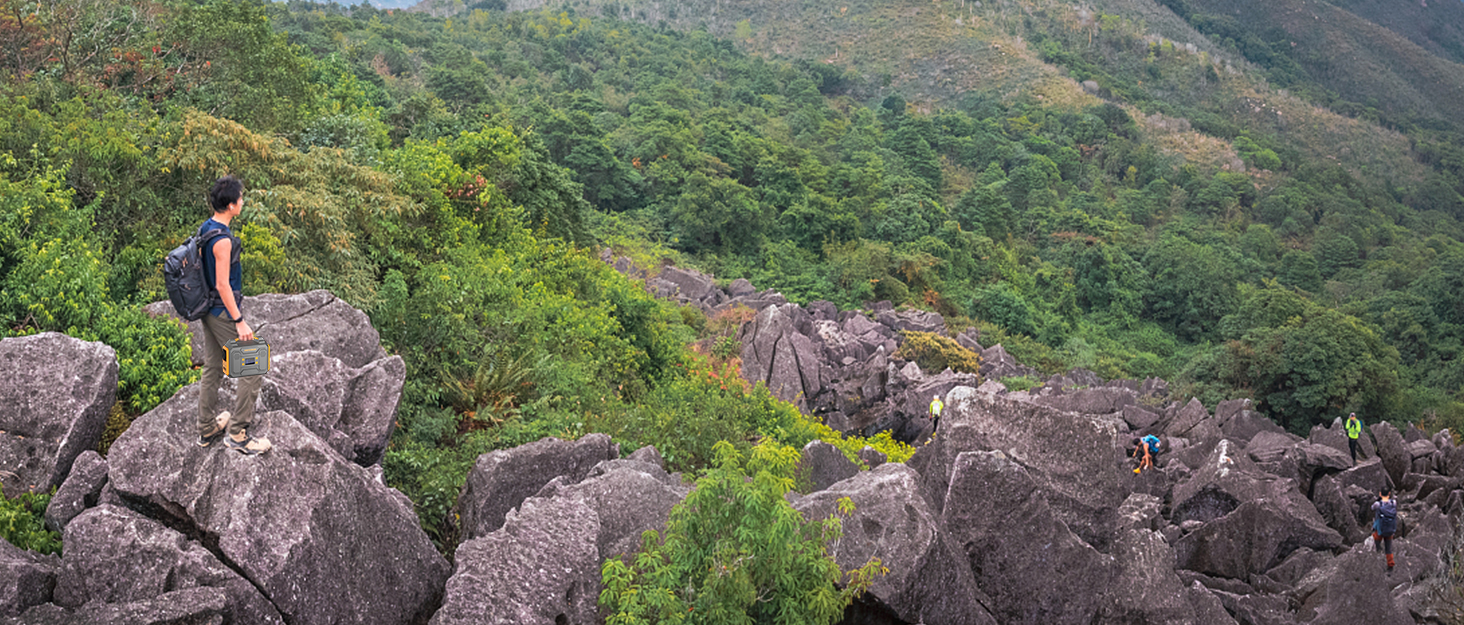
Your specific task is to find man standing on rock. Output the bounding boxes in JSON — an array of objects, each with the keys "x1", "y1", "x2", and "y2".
[
  {"x1": 929, "y1": 394, "x2": 944, "y2": 438},
  {"x1": 1371, "y1": 487, "x2": 1398, "y2": 573},
  {"x1": 1346, "y1": 412, "x2": 1363, "y2": 465},
  {"x1": 196, "y1": 175, "x2": 271, "y2": 455}
]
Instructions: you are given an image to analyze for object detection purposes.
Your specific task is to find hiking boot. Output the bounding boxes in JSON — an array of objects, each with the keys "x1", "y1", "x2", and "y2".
[
  {"x1": 198, "y1": 413, "x2": 229, "y2": 447},
  {"x1": 1387, "y1": 554, "x2": 1396, "y2": 571},
  {"x1": 226, "y1": 429, "x2": 272, "y2": 455}
]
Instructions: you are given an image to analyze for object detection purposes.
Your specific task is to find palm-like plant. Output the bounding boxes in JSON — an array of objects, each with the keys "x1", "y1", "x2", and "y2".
[{"x1": 445, "y1": 349, "x2": 544, "y2": 428}]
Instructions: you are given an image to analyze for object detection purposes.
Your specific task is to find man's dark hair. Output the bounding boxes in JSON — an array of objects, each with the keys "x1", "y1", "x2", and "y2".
[
  {"x1": 1381, "y1": 487, "x2": 1392, "y2": 497},
  {"x1": 209, "y1": 175, "x2": 244, "y2": 213}
]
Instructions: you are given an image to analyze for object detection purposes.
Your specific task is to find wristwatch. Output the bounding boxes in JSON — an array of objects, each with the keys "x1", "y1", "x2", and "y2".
[{"x1": 231, "y1": 314, "x2": 245, "y2": 323}]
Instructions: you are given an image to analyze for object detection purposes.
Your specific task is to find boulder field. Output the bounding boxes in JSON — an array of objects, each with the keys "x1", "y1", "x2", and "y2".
[{"x1": 0, "y1": 275, "x2": 1459, "y2": 624}]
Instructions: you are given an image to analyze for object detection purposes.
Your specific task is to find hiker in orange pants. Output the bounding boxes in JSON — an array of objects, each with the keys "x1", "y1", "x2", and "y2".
[{"x1": 1372, "y1": 488, "x2": 1398, "y2": 573}]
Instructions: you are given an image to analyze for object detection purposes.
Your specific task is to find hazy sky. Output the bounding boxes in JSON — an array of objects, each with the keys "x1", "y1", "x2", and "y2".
[{"x1": 365, "y1": 0, "x2": 421, "y2": 7}]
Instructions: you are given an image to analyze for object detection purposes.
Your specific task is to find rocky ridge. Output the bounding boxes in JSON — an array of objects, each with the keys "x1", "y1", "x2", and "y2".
[{"x1": 0, "y1": 267, "x2": 1459, "y2": 624}]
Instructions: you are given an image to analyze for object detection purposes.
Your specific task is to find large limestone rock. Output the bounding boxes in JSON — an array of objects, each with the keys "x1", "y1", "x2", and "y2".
[
  {"x1": 1099, "y1": 529, "x2": 1204, "y2": 624},
  {"x1": 144, "y1": 290, "x2": 388, "y2": 369},
  {"x1": 1371, "y1": 422, "x2": 1411, "y2": 488},
  {"x1": 0, "y1": 540, "x2": 57, "y2": 618},
  {"x1": 6, "y1": 587, "x2": 228, "y2": 625},
  {"x1": 53, "y1": 505, "x2": 281, "y2": 623},
  {"x1": 1032, "y1": 387, "x2": 1137, "y2": 415},
  {"x1": 1165, "y1": 398, "x2": 1222, "y2": 445},
  {"x1": 1292, "y1": 546, "x2": 1414, "y2": 625},
  {"x1": 916, "y1": 387, "x2": 1130, "y2": 549},
  {"x1": 454, "y1": 434, "x2": 619, "y2": 540},
  {"x1": 1173, "y1": 498, "x2": 1344, "y2": 580},
  {"x1": 548, "y1": 458, "x2": 690, "y2": 560},
  {"x1": 1311, "y1": 459, "x2": 1393, "y2": 543},
  {"x1": 42, "y1": 451, "x2": 107, "y2": 534},
  {"x1": 796, "y1": 440, "x2": 859, "y2": 493},
  {"x1": 793, "y1": 464, "x2": 995, "y2": 625},
  {"x1": 106, "y1": 393, "x2": 449, "y2": 625},
  {"x1": 0, "y1": 333, "x2": 118, "y2": 496},
  {"x1": 257, "y1": 350, "x2": 405, "y2": 466},
  {"x1": 941, "y1": 450, "x2": 1114, "y2": 625},
  {"x1": 1171, "y1": 441, "x2": 1343, "y2": 579},
  {"x1": 431, "y1": 496, "x2": 601, "y2": 625},
  {"x1": 738, "y1": 304, "x2": 823, "y2": 408}
]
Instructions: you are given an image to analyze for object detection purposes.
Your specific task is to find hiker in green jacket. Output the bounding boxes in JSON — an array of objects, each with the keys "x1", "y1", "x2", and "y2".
[{"x1": 1346, "y1": 412, "x2": 1363, "y2": 465}]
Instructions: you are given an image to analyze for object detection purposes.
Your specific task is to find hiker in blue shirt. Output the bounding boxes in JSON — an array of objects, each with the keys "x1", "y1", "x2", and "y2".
[
  {"x1": 196, "y1": 175, "x2": 271, "y2": 455},
  {"x1": 1130, "y1": 434, "x2": 1163, "y2": 473},
  {"x1": 1372, "y1": 488, "x2": 1398, "y2": 573}
]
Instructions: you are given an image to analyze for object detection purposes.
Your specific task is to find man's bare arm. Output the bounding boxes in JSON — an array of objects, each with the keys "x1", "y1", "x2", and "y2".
[{"x1": 211, "y1": 238, "x2": 255, "y2": 340}]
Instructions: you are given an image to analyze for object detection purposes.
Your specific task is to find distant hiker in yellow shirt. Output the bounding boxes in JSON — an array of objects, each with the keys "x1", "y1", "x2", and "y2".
[
  {"x1": 1346, "y1": 413, "x2": 1363, "y2": 466},
  {"x1": 929, "y1": 395, "x2": 944, "y2": 437}
]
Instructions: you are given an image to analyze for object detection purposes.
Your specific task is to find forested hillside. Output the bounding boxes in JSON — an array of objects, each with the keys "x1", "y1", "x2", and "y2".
[{"x1": 1, "y1": 0, "x2": 1463, "y2": 575}]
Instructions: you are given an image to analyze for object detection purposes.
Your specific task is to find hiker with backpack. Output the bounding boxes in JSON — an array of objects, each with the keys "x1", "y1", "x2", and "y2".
[
  {"x1": 1346, "y1": 412, "x2": 1363, "y2": 465},
  {"x1": 1129, "y1": 434, "x2": 1162, "y2": 473},
  {"x1": 171, "y1": 176, "x2": 271, "y2": 455},
  {"x1": 1371, "y1": 488, "x2": 1398, "y2": 573}
]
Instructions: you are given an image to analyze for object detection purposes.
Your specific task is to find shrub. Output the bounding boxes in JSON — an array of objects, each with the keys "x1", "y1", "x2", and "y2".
[
  {"x1": 896, "y1": 330, "x2": 983, "y2": 375},
  {"x1": 0, "y1": 490, "x2": 60, "y2": 555},
  {"x1": 599, "y1": 440, "x2": 884, "y2": 624}
]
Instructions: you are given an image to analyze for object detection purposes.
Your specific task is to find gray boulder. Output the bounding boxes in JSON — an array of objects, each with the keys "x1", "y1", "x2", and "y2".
[
  {"x1": 1033, "y1": 387, "x2": 1136, "y2": 415},
  {"x1": 1123, "y1": 405, "x2": 1163, "y2": 432},
  {"x1": 1311, "y1": 459, "x2": 1393, "y2": 544},
  {"x1": 1292, "y1": 546, "x2": 1413, "y2": 625},
  {"x1": 1116, "y1": 493, "x2": 1164, "y2": 533},
  {"x1": 797, "y1": 440, "x2": 859, "y2": 493},
  {"x1": 0, "y1": 540, "x2": 57, "y2": 618},
  {"x1": 942, "y1": 450, "x2": 1114, "y2": 625},
  {"x1": 553, "y1": 460, "x2": 690, "y2": 559},
  {"x1": 42, "y1": 451, "x2": 106, "y2": 534},
  {"x1": 1370, "y1": 422, "x2": 1411, "y2": 489},
  {"x1": 738, "y1": 304, "x2": 823, "y2": 408},
  {"x1": 455, "y1": 434, "x2": 619, "y2": 540},
  {"x1": 793, "y1": 464, "x2": 995, "y2": 625},
  {"x1": 654, "y1": 266, "x2": 715, "y2": 302},
  {"x1": 1173, "y1": 498, "x2": 1343, "y2": 580},
  {"x1": 726, "y1": 278, "x2": 756, "y2": 298},
  {"x1": 257, "y1": 350, "x2": 405, "y2": 466},
  {"x1": 5, "y1": 587, "x2": 229, "y2": 625},
  {"x1": 874, "y1": 308, "x2": 945, "y2": 335},
  {"x1": 144, "y1": 290, "x2": 387, "y2": 369},
  {"x1": 0, "y1": 333, "x2": 117, "y2": 496},
  {"x1": 106, "y1": 393, "x2": 449, "y2": 625},
  {"x1": 1100, "y1": 529, "x2": 1203, "y2": 624},
  {"x1": 431, "y1": 496, "x2": 601, "y2": 625},
  {"x1": 1182, "y1": 583, "x2": 1240, "y2": 625},
  {"x1": 929, "y1": 387, "x2": 1130, "y2": 549},
  {"x1": 1165, "y1": 398, "x2": 1222, "y2": 445},
  {"x1": 53, "y1": 505, "x2": 280, "y2": 623},
  {"x1": 1221, "y1": 410, "x2": 1286, "y2": 443},
  {"x1": 858, "y1": 446, "x2": 887, "y2": 469}
]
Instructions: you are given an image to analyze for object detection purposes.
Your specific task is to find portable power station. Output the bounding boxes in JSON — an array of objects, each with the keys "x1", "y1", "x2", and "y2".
[{"x1": 223, "y1": 338, "x2": 271, "y2": 378}]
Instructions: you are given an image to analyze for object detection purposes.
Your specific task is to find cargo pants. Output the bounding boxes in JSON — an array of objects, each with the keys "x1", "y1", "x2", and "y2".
[{"x1": 197, "y1": 311, "x2": 263, "y2": 438}]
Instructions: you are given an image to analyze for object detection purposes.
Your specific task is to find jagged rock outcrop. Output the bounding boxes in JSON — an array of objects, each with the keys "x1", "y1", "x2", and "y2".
[
  {"x1": 738, "y1": 303, "x2": 824, "y2": 409},
  {"x1": 1171, "y1": 441, "x2": 1343, "y2": 579},
  {"x1": 1311, "y1": 418, "x2": 1376, "y2": 461},
  {"x1": 0, "y1": 540, "x2": 57, "y2": 618},
  {"x1": 256, "y1": 349, "x2": 405, "y2": 466},
  {"x1": 106, "y1": 395, "x2": 449, "y2": 625},
  {"x1": 437, "y1": 445, "x2": 689, "y2": 625},
  {"x1": 1033, "y1": 386, "x2": 1137, "y2": 415},
  {"x1": 914, "y1": 386, "x2": 1130, "y2": 549},
  {"x1": 1372, "y1": 422, "x2": 1412, "y2": 488},
  {"x1": 52, "y1": 505, "x2": 281, "y2": 623},
  {"x1": 453, "y1": 434, "x2": 619, "y2": 541},
  {"x1": 145, "y1": 292, "x2": 405, "y2": 468},
  {"x1": 797, "y1": 440, "x2": 859, "y2": 493},
  {"x1": 941, "y1": 450, "x2": 1114, "y2": 625},
  {"x1": 6, "y1": 586, "x2": 229, "y2": 625},
  {"x1": 792, "y1": 463, "x2": 995, "y2": 625},
  {"x1": 432, "y1": 496, "x2": 601, "y2": 625},
  {"x1": 41, "y1": 450, "x2": 107, "y2": 534},
  {"x1": 0, "y1": 333, "x2": 117, "y2": 497},
  {"x1": 1292, "y1": 545, "x2": 1414, "y2": 625},
  {"x1": 1100, "y1": 529, "x2": 1206, "y2": 624},
  {"x1": 546, "y1": 457, "x2": 690, "y2": 559}
]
